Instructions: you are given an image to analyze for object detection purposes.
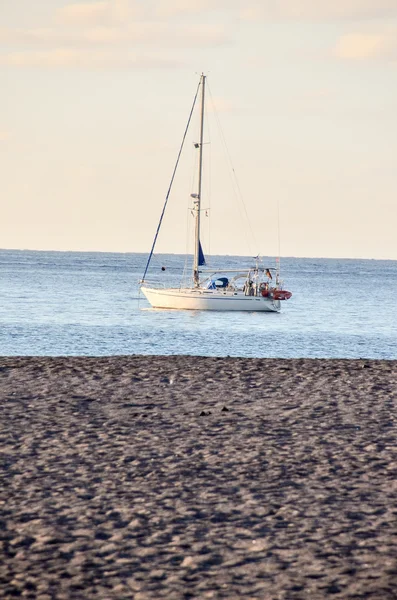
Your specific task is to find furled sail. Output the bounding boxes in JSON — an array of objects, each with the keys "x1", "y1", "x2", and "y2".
[{"x1": 198, "y1": 241, "x2": 206, "y2": 266}]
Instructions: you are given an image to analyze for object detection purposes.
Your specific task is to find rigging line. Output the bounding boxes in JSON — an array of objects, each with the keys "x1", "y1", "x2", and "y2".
[
  {"x1": 207, "y1": 82, "x2": 259, "y2": 256},
  {"x1": 213, "y1": 102, "x2": 256, "y2": 254},
  {"x1": 205, "y1": 99, "x2": 212, "y2": 262},
  {"x1": 207, "y1": 88, "x2": 251, "y2": 254},
  {"x1": 182, "y1": 207, "x2": 190, "y2": 287},
  {"x1": 185, "y1": 144, "x2": 197, "y2": 287},
  {"x1": 141, "y1": 80, "x2": 201, "y2": 283},
  {"x1": 208, "y1": 97, "x2": 248, "y2": 251},
  {"x1": 277, "y1": 198, "x2": 281, "y2": 280}
]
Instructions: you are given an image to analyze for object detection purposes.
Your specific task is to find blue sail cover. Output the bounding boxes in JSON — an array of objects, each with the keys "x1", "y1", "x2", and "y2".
[{"x1": 198, "y1": 241, "x2": 206, "y2": 266}]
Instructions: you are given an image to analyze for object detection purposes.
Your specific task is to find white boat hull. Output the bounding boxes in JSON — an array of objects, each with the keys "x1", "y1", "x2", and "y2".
[{"x1": 141, "y1": 286, "x2": 281, "y2": 312}]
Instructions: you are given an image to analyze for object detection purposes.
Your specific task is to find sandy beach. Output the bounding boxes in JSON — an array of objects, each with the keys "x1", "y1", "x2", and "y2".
[{"x1": 1, "y1": 355, "x2": 397, "y2": 599}]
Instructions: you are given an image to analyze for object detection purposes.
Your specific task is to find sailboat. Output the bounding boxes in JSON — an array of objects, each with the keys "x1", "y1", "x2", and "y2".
[{"x1": 140, "y1": 74, "x2": 292, "y2": 312}]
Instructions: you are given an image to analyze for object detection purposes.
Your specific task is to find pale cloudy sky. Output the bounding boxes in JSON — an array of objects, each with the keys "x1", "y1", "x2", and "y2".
[{"x1": 1, "y1": 0, "x2": 396, "y2": 259}]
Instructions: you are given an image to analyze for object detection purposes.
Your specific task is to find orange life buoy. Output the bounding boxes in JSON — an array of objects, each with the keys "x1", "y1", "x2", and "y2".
[{"x1": 273, "y1": 289, "x2": 292, "y2": 301}]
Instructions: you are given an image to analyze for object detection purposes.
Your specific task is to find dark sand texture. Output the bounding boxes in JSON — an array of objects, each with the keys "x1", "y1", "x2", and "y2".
[{"x1": 1, "y1": 356, "x2": 397, "y2": 599}]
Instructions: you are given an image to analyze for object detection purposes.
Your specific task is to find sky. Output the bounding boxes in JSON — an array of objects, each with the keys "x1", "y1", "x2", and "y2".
[{"x1": 1, "y1": 0, "x2": 397, "y2": 259}]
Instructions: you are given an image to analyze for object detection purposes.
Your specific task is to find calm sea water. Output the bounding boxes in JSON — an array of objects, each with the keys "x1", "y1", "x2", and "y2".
[{"x1": 0, "y1": 249, "x2": 396, "y2": 359}]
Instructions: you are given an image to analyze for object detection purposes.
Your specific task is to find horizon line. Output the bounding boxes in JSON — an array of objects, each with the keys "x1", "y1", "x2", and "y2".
[{"x1": 0, "y1": 247, "x2": 396, "y2": 262}]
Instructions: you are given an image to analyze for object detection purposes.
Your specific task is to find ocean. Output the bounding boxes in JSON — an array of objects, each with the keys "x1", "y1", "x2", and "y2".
[{"x1": 0, "y1": 249, "x2": 396, "y2": 359}]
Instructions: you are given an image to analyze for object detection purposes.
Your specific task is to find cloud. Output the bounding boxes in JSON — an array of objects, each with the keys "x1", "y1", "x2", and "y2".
[
  {"x1": 0, "y1": 49, "x2": 182, "y2": 70},
  {"x1": 0, "y1": 22, "x2": 228, "y2": 49},
  {"x1": 56, "y1": 1, "x2": 123, "y2": 26},
  {"x1": 154, "y1": 0, "x2": 213, "y2": 17},
  {"x1": 333, "y1": 29, "x2": 397, "y2": 60},
  {"x1": 240, "y1": 0, "x2": 397, "y2": 22},
  {"x1": 149, "y1": 0, "x2": 397, "y2": 21},
  {"x1": 0, "y1": 130, "x2": 11, "y2": 142},
  {"x1": 2, "y1": 0, "x2": 397, "y2": 74},
  {"x1": 55, "y1": 1, "x2": 157, "y2": 26}
]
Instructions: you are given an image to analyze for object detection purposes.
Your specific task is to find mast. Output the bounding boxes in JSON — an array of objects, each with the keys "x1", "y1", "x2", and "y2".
[{"x1": 193, "y1": 73, "x2": 205, "y2": 287}]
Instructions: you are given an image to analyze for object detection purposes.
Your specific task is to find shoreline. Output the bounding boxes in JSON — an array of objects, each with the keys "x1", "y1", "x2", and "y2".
[{"x1": 1, "y1": 356, "x2": 397, "y2": 599}]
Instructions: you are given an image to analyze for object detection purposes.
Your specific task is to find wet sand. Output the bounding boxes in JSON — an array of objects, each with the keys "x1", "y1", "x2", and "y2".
[{"x1": 1, "y1": 356, "x2": 397, "y2": 599}]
